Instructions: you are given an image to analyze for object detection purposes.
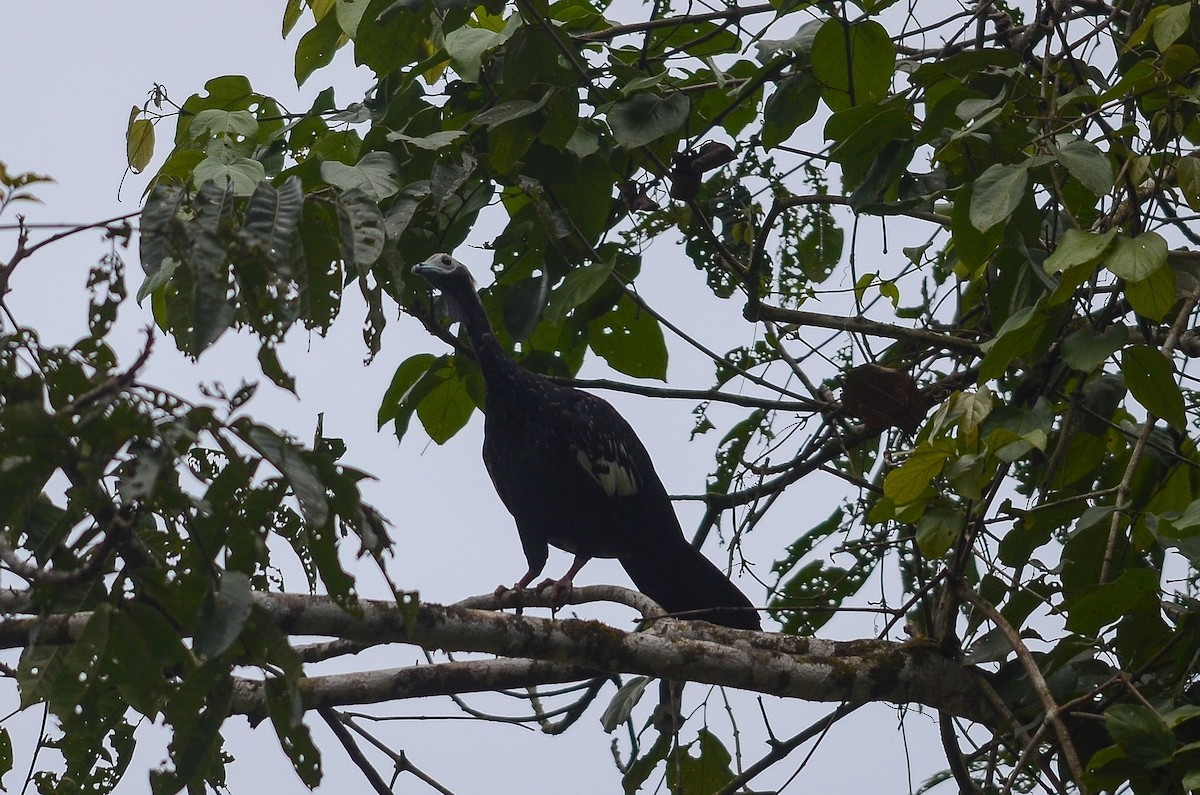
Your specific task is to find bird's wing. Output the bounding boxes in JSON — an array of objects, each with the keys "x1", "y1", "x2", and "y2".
[{"x1": 557, "y1": 391, "x2": 686, "y2": 548}]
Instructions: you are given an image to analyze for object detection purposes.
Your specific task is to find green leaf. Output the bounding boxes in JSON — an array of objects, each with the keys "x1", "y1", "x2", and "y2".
[
  {"x1": 607, "y1": 92, "x2": 690, "y2": 150},
  {"x1": 1126, "y1": 259, "x2": 1177, "y2": 321},
  {"x1": 1178, "y1": 155, "x2": 1200, "y2": 211},
  {"x1": 1062, "y1": 324, "x2": 1128, "y2": 372},
  {"x1": 983, "y1": 399, "x2": 1053, "y2": 462},
  {"x1": 1054, "y1": 137, "x2": 1114, "y2": 197},
  {"x1": 1153, "y1": 2, "x2": 1192, "y2": 50},
  {"x1": 0, "y1": 728, "x2": 12, "y2": 781},
  {"x1": 810, "y1": 19, "x2": 895, "y2": 112},
  {"x1": 242, "y1": 176, "x2": 304, "y2": 268},
  {"x1": 666, "y1": 729, "x2": 735, "y2": 795},
  {"x1": 761, "y1": 74, "x2": 821, "y2": 150},
  {"x1": 600, "y1": 676, "x2": 650, "y2": 732},
  {"x1": 295, "y1": 8, "x2": 343, "y2": 86},
  {"x1": 1106, "y1": 232, "x2": 1168, "y2": 281},
  {"x1": 334, "y1": 186, "x2": 386, "y2": 271},
  {"x1": 189, "y1": 179, "x2": 238, "y2": 353},
  {"x1": 416, "y1": 364, "x2": 477, "y2": 444},
  {"x1": 126, "y1": 109, "x2": 155, "y2": 173},
  {"x1": 1066, "y1": 568, "x2": 1160, "y2": 635},
  {"x1": 265, "y1": 678, "x2": 322, "y2": 787},
  {"x1": 979, "y1": 305, "x2": 1046, "y2": 381},
  {"x1": 588, "y1": 294, "x2": 668, "y2": 380},
  {"x1": 139, "y1": 182, "x2": 187, "y2": 279},
  {"x1": 916, "y1": 507, "x2": 964, "y2": 558},
  {"x1": 444, "y1": 23, "x2": 511, "y2": 83},
  {"x1": 473, "y1": 93, "x2": 552, "y2": 130},
  {"x1": 883, "y1": 442, "x2": 952, "y2": 504},
  {"x1": 1122, "y1": 344, "x2": 1186, "y2": 430},
  {"x1": 243, "y1": 424, "x2": 331, "y2": 527},
  {"x1": 194, "y1": 155, "x2": 266, "y2": 197},
  {"x1": 1106, "y1": 704, "x2": 1176, "y2": 768},
  {"x1": 387, "y1": 130, "x2": 467, "y2": 150},
  {"x1": 1044, "y1": 228, "x2": 1117, "y2": 275},
  {"x1": 194, "y1": 571, "x2": 253, "y2": 660},
  {"x1": 969, "y1": 162, "x2": 1029, "y2": 233},
  {"x1": 545, "y1": 260, "x2": 615, "y2": 323},
  {"x1": 379, "y1": 353, "x2": 437, "y2": 436},
  {"x1": 189, "y1": 109, "x2": 259, "y2": 141},
  {"x1": 320, "y1": 151, "x2": 401, "y2": 200}
]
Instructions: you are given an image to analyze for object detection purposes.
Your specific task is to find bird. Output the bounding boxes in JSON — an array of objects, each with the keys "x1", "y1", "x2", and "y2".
[{"x1": 411, "y1": 253, "x2": 761, "y2": 631}]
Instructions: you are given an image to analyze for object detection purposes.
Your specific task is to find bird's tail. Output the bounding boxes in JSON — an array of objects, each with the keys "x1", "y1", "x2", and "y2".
[{"x1": 618, "y1": 543, "x2": 760, "y2": 630}]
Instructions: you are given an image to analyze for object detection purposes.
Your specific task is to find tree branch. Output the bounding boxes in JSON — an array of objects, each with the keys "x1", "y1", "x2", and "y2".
[{"x1": 1, "y1": 588, "x2": 1001, "y2": 726}]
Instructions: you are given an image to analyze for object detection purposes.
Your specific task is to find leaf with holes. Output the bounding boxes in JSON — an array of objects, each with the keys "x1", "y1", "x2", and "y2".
[{"x1": 588, "y1": 294, "x2": 667, "y2": 380}]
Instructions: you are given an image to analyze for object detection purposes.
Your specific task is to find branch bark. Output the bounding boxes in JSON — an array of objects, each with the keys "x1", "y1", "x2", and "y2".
[{"x1": 0, "y1": 587, "x2": 1001, "y2": 725}]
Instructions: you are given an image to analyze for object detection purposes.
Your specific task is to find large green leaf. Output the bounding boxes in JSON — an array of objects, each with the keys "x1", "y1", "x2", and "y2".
[
  {"x1": 416, "y1": 362, "x2": 477, "y2": 444},
  {"x1": 979, "y1": 305, "x2": 1046, "y2": 381},
  {"x1": 1066, "y1": 568, "x2": 1159, "y2": 635},
  {"x1": 242, "y1": 423, "x2": 331, "y2": 527},
  {"x1": 883, "y1": 441, "x2": 954, "y2": 504},
  {"x1": 320, "y1": 152, "x2": 401, "y2": 200},
  {"x1": 1105, "y1": 704, "x2": 1176, "y2": 768},
  {"x1": 194, "y1": 571, "x2": 253, "y2": 660},
  {"x1": 969, "y1": 162, "x2": 1029, "y2": 233},
  {"x1": 1106, "y1": 232, "x2": 1168, "y2": 281},
  {"x1": 189, "y1": 178, "x2": 238, "y2": 354},
  {"x1": 545, "y1": 260, "x2": 615, "y2": 323},
  {"x1": 1122, "y1": 344, "x2": 1186, "y2": 430},
  {"x1": 607, "y1": 92, "x2": 689, "y2": 150},
  {"x1": 1062, "y1": 324, "x2": 1128, "y2": 372},
  {"x1": 242, "y1": 176, "x2": 304, "y2": 269},
  {"x1": 1178, "y1": 155, "x2": 1200, "y2": 211},
  {"x1": 334, "y1": 186, "x2": 386, "y2": 272},
  {"x1": 189, "y1": 109, "x2": 259, "y2": 141},
  {"x1": 1126, "y1": 259, "x2": 1177, "y2": 321},
  {"x1": 1054, "y1": 136, "x2": 1114, "y2": 197},
  {"x1": 1044, "y1": 228, "x2": 1117, "y2": 275},
  {"x1": 810, "y1": 18, "x2": 895, "y2": 112},
  {"x1": 762, "y1": 73, "x2": 821, "y2": 150},
  {"x1": 295, "y1": 8, "x2": 344, "y2": 86},
  {"x1": 587, "y1": 294, "x2": 668, "y2": 380}
]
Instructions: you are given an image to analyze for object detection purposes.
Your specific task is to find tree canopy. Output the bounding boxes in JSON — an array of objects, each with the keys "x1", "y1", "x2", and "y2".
[{"x1": 3, "y1": 0, "x2": 1200, "y2": 792}]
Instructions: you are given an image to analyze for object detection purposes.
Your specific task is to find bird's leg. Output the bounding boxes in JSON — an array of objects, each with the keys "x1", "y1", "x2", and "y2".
[
  {"x1": 535, "y1": 555, "x2": 589, "y2": 609},
  {"x1": 494, "y1": 567, "x2": 542, "y2": 609}
]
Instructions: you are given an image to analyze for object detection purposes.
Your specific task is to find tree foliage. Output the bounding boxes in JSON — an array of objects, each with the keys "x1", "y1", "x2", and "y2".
[{"x1": 4, "y1": 0, "x2": 1200, "y2": 792}]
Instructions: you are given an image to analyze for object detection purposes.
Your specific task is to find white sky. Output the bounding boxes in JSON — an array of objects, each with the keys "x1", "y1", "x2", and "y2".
[{"x1": 2, "y1": 3, "x2": 947, "y2": 792}]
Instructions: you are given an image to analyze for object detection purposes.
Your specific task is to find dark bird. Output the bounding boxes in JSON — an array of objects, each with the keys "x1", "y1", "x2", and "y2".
[{"x1": 412, "y1": 253, "x2": 760, "y2": 630}]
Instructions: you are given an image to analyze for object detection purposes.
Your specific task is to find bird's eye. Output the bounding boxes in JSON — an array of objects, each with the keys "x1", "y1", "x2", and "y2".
[{"x1": 441, "y1": 255, "x2": 452, "y2": 267}]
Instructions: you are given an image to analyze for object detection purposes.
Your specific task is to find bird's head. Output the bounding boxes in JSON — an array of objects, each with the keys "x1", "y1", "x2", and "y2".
[
  {"x1": 412, "y1": 253, "x2": 479, "y2": 325},
  {"x1": 411, "y1": 253, "x2": 476, "y2": 292}
]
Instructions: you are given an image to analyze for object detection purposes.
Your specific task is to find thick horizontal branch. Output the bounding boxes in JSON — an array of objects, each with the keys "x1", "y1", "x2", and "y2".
[
  {"x1": 232, "y1": 658, "x2": 598, "y2": 722},
  {"x1": 0, "y1": 587, "x2": 998, "y2": 725}
]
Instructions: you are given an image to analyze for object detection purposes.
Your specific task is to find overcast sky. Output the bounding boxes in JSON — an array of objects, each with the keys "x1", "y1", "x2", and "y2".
[{"x1": 1, "y1": 4, "x2": 946, "y2": 792}]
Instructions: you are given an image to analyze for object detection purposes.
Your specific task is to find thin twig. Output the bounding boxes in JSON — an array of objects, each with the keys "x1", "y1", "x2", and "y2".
[
  {"x1": 956, "y1": 584, "x2": 1086, "y2": 790},
  {"x1": 318, "y1": 708, "x2": 392, "y2": 795}
]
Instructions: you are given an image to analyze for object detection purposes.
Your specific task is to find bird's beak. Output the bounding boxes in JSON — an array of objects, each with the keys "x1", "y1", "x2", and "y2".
[{"x1": 412, "y1": 253, "x2": 451, "y2": 277}]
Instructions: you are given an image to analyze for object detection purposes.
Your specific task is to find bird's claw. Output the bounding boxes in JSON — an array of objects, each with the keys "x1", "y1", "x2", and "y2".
[
  {"x1": 493, "y1": 583, "x2": 525, "y2": 616},
  {"x1": 535, "y1": 577, "x2": 573, "y2": 608}
]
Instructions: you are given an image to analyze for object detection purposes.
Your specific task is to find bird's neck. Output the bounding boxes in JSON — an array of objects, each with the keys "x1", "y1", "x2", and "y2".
[{"x1": 446, "y1": 282, "x2": 528, "y2": 394}]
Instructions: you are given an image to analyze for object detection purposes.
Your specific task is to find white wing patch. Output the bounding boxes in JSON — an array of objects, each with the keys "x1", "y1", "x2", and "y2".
[{"x1": 575, "y1": 445, "x2": 640, "y2": 497}]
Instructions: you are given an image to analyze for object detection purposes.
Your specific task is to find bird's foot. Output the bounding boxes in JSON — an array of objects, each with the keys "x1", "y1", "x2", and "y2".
[
  {"x1": 493, "y1": 584, "x2": 525, "y2": 616},
  {"x1": 535, "y1": 577, "x2": 574, "y2": 609}
]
